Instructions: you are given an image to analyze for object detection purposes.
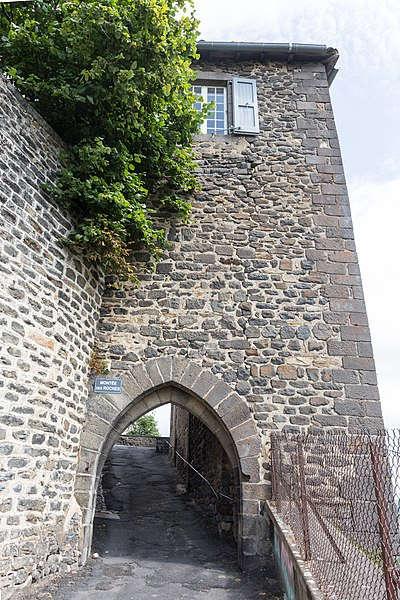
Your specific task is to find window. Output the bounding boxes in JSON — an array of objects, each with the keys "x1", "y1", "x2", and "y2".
[
  {"x1": 193, "y1": 78, "x2": 259, "y2": 136},
  {"x1": 193, "y1": 85, "x2": 227, "y2": 135}
]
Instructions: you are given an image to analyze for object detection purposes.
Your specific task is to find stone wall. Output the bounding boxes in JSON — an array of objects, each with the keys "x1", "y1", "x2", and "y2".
[
  {"x1": 170, "y1": 406, "x2": 236, "y2": 540},
  {"x1": 170, "y1": 405, "x2": 190, "y2": 492},
  {"x1": 117, "y1": 435, "x2": 170, "y2": 452},
  {"x1": 0, "y1": 52, "x2": 385, "y2": 593},
  {"x1": 119, "y1": 435, "x2": 156, "y2": 447},
  {"x1": 91, "y1": 56, "x2": 383, "y2": 567},
  {"x1": 97, "y1": 57, "x2": 382, "y2": 441},
  {"x1": 0, "y1": 76, "x2": 102, "y2": 597}
]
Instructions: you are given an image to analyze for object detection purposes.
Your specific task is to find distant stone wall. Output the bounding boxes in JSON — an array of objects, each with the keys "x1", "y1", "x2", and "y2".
[
  {"x1": 118, "y1": 435, "x2": 157, "y2": 447},
  {"x1": 0, "y1": 76, "x2": 102, "y2": 597},
  {"x1": 171, "y1": 407, "x2": 237, "y2": 540},
  {"x1": 118, "y1": 435, "x2": 170, "y2": 453},
  {"x1": 169, "y1": 405, "x2": 190, "y2": 491}
]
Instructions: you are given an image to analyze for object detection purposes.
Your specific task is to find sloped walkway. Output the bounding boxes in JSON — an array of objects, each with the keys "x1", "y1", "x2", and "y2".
[{"x1": 47, "y1": 445, "x2": 281, "y2": 600}]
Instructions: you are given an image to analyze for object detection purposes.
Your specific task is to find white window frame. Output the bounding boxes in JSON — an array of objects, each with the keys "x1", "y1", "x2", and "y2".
[{"x1": 193, "y1": 85, "x2": 228, "y2": 135}]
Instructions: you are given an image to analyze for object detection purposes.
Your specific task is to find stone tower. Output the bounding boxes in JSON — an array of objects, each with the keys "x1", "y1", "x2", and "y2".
[{"x1": 0, "y1": 42, "x2": 383, "y2": 596}]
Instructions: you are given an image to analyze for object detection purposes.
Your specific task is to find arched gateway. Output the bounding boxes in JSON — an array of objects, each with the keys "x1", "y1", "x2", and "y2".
[
  {"x1": 1, "y1": 40, "x2": 387, "y2": 597},
  {"x1": 75, "y1": 357, "x2": 266, "y2": 567}
]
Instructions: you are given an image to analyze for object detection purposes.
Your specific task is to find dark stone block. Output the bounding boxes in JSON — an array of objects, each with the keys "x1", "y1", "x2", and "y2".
[
  {"x1": 334, "y1": 400, "x2": 365, "y2": 416},
  {"x1": 327, "y1": 340, "x2": 356, "y2": 356},
  {"x1": 345, "y1": 384, "x2": 380, "y2": 400}
]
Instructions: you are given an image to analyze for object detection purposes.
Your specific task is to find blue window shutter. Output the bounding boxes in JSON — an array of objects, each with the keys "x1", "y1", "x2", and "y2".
[{"x1": 232, "y1": 78, "x2": 260, "y2": 135}]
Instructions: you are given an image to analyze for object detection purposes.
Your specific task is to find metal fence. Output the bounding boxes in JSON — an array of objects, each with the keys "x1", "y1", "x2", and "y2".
[{"x1": 270, "y1": 431, "x2": 400, "y2": 600}]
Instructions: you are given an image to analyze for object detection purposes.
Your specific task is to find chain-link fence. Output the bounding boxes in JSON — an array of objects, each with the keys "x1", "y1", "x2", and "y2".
[{"x1": 270, "y1": 431, "x2": 400, "y2": 600}]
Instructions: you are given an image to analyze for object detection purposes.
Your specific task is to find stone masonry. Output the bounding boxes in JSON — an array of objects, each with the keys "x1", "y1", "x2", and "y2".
[
  {"x1": 169, "y1": 404, "x2": 191, "y2": 492},
  {"x1": 81, "y1": 51, "x2": 383, "y2": 573},
  {"x1": 170, "y1": 405, "x2": 237, "y2": 540},
  {"x1": 0, "y1": 76, "x2": 102, "y2": 597},
  {"x1": 97, "y1": 55, "x2": 382, "y2": 436},
  {"x1": 0, "y1": 44, "x2": 384, "y2": 597}
]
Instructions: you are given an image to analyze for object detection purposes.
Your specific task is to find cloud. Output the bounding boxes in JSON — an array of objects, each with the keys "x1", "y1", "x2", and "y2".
[
  {"x1": 195, "y1": 0, "x2": 400, "y2": 182},
  {"x1": 349, "y1": 177, "x2": 400, "y2": 427},
  {"x1": 195, "y1": 0, "x2": 400, "y2": 76}
]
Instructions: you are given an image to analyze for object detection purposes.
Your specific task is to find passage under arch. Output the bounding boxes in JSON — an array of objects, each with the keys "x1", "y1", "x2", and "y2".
[{"x1": 75, "y1": 357, "x2": 267, "y2": 568}]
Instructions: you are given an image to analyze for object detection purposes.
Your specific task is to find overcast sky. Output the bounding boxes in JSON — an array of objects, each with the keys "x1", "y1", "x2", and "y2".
[{"x1": 154, "y1": 0, "x2": 400, "y2": 434}]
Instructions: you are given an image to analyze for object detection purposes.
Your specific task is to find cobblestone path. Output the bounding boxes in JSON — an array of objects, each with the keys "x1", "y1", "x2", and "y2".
[{"x1": 28, "y1": 445, "x2": 281, "y2": 600}]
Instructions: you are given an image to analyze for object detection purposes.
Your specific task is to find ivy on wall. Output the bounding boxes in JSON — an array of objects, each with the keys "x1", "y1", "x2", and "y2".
[{"x1": 0, "y1": 0, "x2": 204, "y2": 280}]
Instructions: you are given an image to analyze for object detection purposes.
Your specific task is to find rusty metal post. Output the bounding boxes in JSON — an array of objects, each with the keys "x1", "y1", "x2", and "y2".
[
  {"x1": 270, "y1": 435, "x2": 282, "y2": 512},
  {"x1": 369, "y1": 439, "x2": 398, "y2": 600},
  {"x1": 297, "y1": 439, "x2": 311, "y2": 561}
]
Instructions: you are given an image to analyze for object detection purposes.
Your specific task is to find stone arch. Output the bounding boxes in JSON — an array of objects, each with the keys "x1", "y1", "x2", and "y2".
[{"x1": 75, "y1": 357, "x2": 264, "y2": 567}]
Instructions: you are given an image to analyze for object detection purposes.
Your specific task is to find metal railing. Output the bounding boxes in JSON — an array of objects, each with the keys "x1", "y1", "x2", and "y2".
[{"x1": 270, "y1": 431, "x2": 400, "y2": 600}]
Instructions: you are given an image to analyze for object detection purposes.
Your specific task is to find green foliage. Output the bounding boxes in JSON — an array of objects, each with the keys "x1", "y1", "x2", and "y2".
[
  {"x1": 127, "y1": 414, "x2": 159, "y2": 437},
  {"x1": 0, "y1": 0, "x2": 204, "y2": 279}
]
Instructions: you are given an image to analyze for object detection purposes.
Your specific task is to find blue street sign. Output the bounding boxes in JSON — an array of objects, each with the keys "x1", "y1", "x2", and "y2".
[{"x1": 93, "y1": 377, "x2": 123, "y2": 394}]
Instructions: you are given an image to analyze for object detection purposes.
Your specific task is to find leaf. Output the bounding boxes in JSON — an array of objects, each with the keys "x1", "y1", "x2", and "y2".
[{"x1": 0, "y1": 0, "x2": 201, "y2": 281}]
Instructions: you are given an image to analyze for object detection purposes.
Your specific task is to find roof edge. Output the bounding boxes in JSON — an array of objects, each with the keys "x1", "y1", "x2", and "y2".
[{"x1": 196, "y1": 41, "x2": 339, "y2": 85}]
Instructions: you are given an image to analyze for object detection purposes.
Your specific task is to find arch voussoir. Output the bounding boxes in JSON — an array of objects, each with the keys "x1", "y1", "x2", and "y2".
[
  {"x1": 190, "y1": 370, "x2": 218, "y2": 399},
  {"x1": 87, "y1": 394, "x2": 119, "y2": 424},
  {"x1": 106, "y1": 374, "x2": 143, "y2": 411},
  {"x1": 153, "y1": 385, "x2": 173, "y2": 405},
  {"x1": 85, "y1": 412, "x2": 110, "y2": 439},
  {"x1": 231, "y1": 419, "x2": 259, "y2": 442},
  {"x1": 144, "y1": 359, "x2": 165, "y2": 388},
  {"x1": 237, "y1": 435, "x2": 262, "y2": 459},
  {"x1": 216, "y1": 392, "x2": 249, "y2": 417},
  {"x1": 204, "y1": 379, "x2": 233, "y2": 408},
  {"x1": 130, "y1": 363, "x2": 153, "y2": 394},
  {"x1": 222, "y1": 405, "x2": 252, "y2": 431},
  {"x1": 154, "y1": 355, "x2": 173, "y2": 383},
  {"x1": 169, "y1": 355, "x2": 191, "y2": 383},
  {"x1": 241, "y1": 457, "x2": 261, "y2": 483},
  {"x1": 177, "y1": 361, "x2": 203, "y2": 390}
]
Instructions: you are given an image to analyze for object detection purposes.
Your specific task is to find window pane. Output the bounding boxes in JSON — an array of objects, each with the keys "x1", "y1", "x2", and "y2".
[
  {"x1": 192, "y1": 86, "x2": 203, "y2": 115},
  {"x1": 194, "y1": 84, "x2": 227, "y2": 134}
]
